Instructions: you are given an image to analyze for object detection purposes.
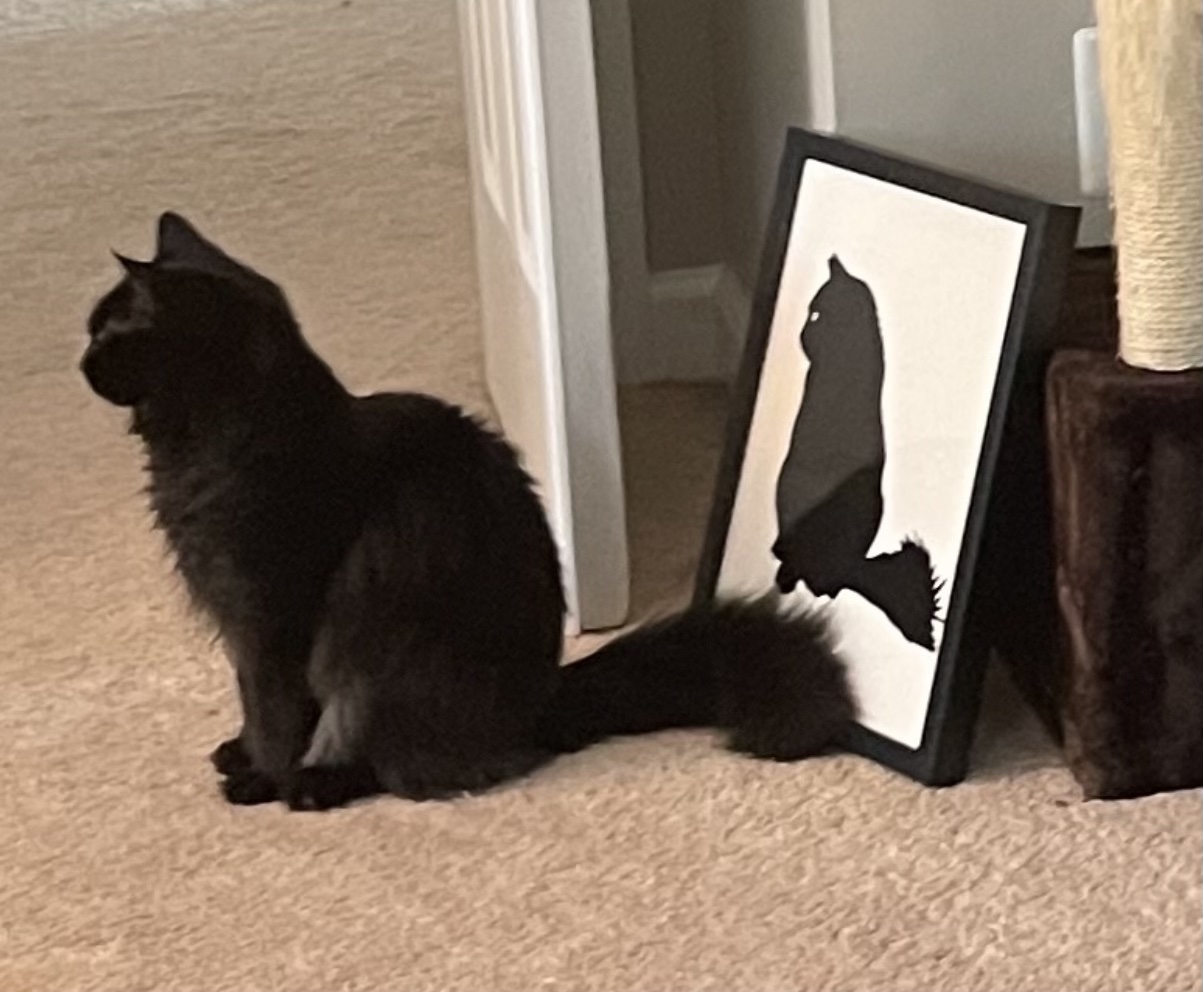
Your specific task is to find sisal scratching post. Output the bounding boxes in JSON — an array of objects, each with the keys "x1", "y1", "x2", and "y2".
[
  {"x1": 1097, "y1": 0, "x2": 1203, "y2": 371},
  {"x1": 1045, "y1": 1, "x2": 1203, "y2": 798}
]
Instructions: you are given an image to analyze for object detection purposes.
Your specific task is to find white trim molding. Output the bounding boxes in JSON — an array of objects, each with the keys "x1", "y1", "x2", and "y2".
[
  {"x1": 803, "y1": 0, "x2": 837, "y2": 133},
  {"x1": 618, "y1": 264, "x2": 751, "y2": 384}
]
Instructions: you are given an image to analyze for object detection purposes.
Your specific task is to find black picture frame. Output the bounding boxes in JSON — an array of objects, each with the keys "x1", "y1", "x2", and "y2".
[{"x1": 693, "y1": 128, "x2": 1080, "y2": 787}]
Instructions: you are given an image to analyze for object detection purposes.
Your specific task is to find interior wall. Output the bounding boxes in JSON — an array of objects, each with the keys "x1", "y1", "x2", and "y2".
[
  {"x1": 823, "y1": 0, "x2": 1104, "y2": 244},
  {"x1": 590, "y1": 0, "x2": 651, "y2": 381},
  {"x1": 630, "y1": 0, "x2": 1102, "y2": 293},
  {"x1": 712, "y1": 0, "x2": 810, "y2": 290},
  {"x1": 627, "y1": 0, "x2": 723, "y2": 272}
]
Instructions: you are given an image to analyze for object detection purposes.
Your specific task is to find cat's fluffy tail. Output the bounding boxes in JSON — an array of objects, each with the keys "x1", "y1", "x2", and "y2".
[{"x1": 535, "y1": 598, "x2": 855, "y2": 760}]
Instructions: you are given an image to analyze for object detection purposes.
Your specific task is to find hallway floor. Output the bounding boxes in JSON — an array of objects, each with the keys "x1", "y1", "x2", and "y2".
[{"x1": 1, "y1": 2, "x2": 1198, "y2": 990}]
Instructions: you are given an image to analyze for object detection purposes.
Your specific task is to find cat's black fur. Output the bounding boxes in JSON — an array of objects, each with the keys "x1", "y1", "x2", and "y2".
[
  {"x1": 773, "y1": 255, "x2": 940, "y2": 650},
  {"x1": 81, "y1": 213, "x2": 855, "y2": 810}
]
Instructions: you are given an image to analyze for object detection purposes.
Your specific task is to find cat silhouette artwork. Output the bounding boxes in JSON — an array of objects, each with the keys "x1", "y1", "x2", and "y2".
[{"x1": 771, "y1": 255, "x2": 941, "y2": 650}]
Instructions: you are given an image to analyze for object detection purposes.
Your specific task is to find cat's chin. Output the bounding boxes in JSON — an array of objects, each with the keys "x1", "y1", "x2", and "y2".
[{"x1": 80, "y1": 344, "x2": 145, "y2": 407}]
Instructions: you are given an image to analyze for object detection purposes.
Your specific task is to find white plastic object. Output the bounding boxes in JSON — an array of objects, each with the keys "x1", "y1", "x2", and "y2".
[{"x1": 1073, "y1": 27, "x2": 1109, "y2": 198}]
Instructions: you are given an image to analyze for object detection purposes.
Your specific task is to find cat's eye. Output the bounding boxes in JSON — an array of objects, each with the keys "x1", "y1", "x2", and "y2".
[{"x1": 808, "y1": 311, "x2": 820, "y2": 323}]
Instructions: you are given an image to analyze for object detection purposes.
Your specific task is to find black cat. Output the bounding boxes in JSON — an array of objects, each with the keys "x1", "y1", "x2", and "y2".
[
  {"x1": 772, "y1": 255, "x2": 940, "y2": 650},
  {"x1": 80, "y1": 212, "x2": 856, "y2": 810}
]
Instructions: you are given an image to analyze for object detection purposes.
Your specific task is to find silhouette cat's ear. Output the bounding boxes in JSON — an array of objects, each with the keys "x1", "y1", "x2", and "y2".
[
  {"x1": 112, "y1": 250, "x2": 153, "y2": 280},
  {"x1": 828, "y1": 255, "x2": 848, "y2": 278}
]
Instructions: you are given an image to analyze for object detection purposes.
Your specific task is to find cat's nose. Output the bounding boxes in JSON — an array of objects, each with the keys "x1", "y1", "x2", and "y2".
[{"x1": 80, "y1": 338, "x2": 100, "y2": 372}]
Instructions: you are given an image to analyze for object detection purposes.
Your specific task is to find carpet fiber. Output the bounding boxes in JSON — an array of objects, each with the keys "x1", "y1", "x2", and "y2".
[{"x1": 1, "y1": 3, "x2": 1199, "y2": 990}]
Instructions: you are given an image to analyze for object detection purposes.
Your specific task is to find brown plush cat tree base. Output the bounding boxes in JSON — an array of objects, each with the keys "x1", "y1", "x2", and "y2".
[{"x1": 1045, "y1": 350, "x2": 1203, "y2": 799}]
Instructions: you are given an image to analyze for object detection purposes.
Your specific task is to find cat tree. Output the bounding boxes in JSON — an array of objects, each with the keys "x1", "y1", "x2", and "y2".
[{"x1": 1045, "y1": 0, "x2": 1202, "y2": 797}]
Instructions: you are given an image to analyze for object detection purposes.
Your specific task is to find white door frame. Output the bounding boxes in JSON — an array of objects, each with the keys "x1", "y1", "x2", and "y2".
[{"x1": 457, "y1": 0, "x2": 640, "y2": 633}]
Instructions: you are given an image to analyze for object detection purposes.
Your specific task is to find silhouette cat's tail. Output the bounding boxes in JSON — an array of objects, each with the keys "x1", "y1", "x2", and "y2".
[
  {"x1": 845, "y1": 539, "x2": 941, "y2": 650},
  {"x1": 535, "y1": 598, "x2": 855, "y2": 760}
]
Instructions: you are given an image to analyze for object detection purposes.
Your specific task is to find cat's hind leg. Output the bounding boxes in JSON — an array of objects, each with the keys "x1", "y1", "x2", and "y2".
[
  {"x1": 351, "y1": 649, "x2": 555, "y2": 802},
  {"x1": 284, "y1": 688, "x2": 381, "y2": 811},
  {"x1": 286, "y1": 687, "x2": 549, "y2": 807},
  {"x1": 285, "y1": 765, "x2": 380, "y2": 811},
  {"x1": 370, "y1": 749, "x2": 552, "y2": 803}
]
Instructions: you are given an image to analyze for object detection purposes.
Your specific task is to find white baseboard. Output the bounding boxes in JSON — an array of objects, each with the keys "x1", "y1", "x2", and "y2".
[{"x1": 618, "y1": 263, "x2": 751, "y2": 384}]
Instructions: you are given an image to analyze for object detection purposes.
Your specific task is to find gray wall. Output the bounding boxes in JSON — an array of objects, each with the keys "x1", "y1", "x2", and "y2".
[
  {"x1": 712, "y1": 0, "x2": 811, "y2": 289},
  {"x1": 628, "y1": 0, "x2": 724, "y2": 272},
  {"x1": 630, "y1": 0, "x2": 1101, "y2": 284},
  {"x1": 825, "y1": 0, "x2": 1101, "y2": 239}
]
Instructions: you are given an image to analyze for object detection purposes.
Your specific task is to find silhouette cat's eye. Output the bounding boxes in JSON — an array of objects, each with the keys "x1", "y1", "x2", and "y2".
[{"x1": 808, "y1": 311, "x2": 821, "y2": 323}]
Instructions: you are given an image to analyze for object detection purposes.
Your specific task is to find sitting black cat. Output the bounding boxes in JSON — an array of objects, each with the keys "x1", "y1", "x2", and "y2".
[{"x1": 81, "y1": 213, "x2": 856, "y2": 810}]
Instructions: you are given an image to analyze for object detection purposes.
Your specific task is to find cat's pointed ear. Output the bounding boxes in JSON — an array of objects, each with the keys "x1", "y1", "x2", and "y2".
[
  {"x1": 155, "y1": 211, "x2": 294, "y2": 317},
  {"x1": 828, "y1": 255, "x2": 848, "y2": 278},
  {"x1": 155, "y1": 211, "x2": 236, "y2": 273},
  {"x1": 112, "y1": 250, "x2": 153, "y2": 280}
]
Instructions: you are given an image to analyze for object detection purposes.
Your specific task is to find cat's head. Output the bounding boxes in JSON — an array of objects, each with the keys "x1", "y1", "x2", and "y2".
[
  {"x1": 80, "y1": 212, "x2": 297, "y2": 408},
  {"x1": 800, "y1": 255, "x2": 878, "y2": 363}
]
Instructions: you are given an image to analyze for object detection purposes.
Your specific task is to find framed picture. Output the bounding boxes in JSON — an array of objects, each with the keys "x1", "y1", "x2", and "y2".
[{"x1": 694, "y1": 128, "x2": 1080, "y2": 786}]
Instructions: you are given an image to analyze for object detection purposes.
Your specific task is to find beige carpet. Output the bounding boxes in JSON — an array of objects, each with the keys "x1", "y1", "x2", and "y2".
[{"x1": 1, "y1": 3, "x2": 1199, "y2": 990}]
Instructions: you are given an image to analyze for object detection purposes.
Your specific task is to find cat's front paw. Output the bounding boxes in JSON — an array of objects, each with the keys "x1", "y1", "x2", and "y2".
[
  {"x1": 220, "y1": 769, "x2": 279, "y2": 806},
  {"x1": 210, "y1": 736, "x2": 251, "y2": 776}
]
